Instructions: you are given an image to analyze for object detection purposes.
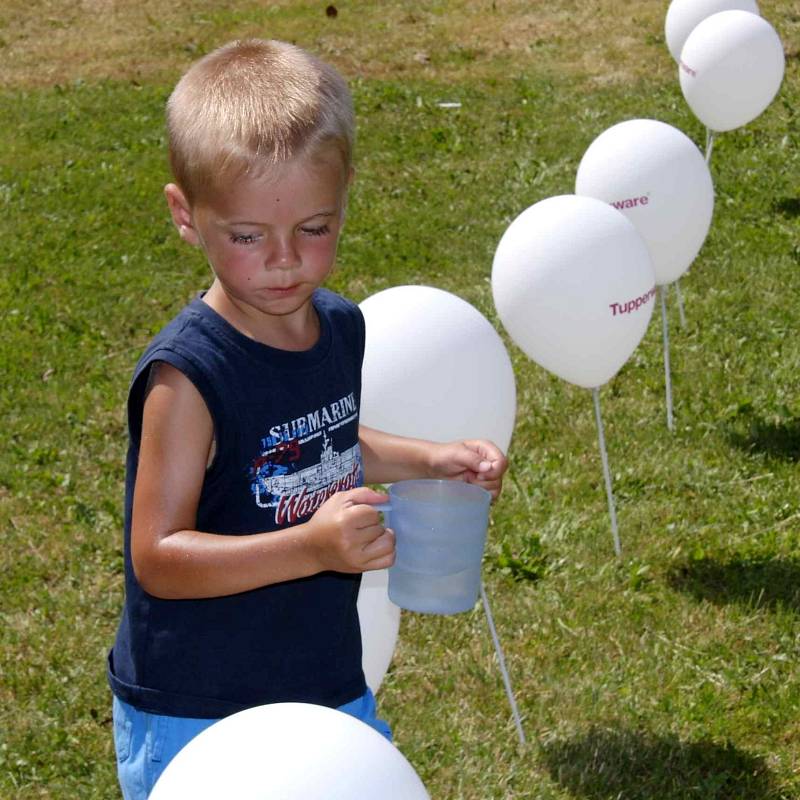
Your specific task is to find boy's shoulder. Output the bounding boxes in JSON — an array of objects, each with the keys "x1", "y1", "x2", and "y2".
[
  {"x1": 314, "y1": 287, "x2": 360, "y2": 317},
  {"x1": 128, "y1": 295, "x2": 215, "y2": 384},
  {"x1": 136, "y1": 294, "x2": 203, "y2": 353},
  {"x1": 314, "y1": 288, "x2": 365, "y2": 339}
]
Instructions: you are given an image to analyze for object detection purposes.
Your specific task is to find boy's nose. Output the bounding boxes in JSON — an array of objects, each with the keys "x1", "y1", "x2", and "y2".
[{"x1": 266, "y1": 237, "x2": 300, "y2": 270}]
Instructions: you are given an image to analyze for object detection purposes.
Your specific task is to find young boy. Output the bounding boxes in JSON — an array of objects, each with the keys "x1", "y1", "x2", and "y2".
[{"x1": 107, "y1": 38, "x2": 507, "y2": 799}]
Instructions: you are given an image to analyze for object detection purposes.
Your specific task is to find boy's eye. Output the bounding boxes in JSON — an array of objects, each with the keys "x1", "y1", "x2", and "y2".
[
  {"x1": 300, "y1": 224, "x2": 330, "y2": 237},
  {"x1": 230, "y1": 233, "x2": 260, "y2": 245}
]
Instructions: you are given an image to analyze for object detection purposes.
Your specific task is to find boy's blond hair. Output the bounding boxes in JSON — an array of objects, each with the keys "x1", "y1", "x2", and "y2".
[{"x1": 166, "y1": 39, "x2": 354, "y2": 206}]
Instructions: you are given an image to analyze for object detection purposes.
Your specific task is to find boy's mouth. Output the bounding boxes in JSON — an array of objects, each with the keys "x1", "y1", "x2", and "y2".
[{"x1": 264, "y1": 284, "x2": 300, "y2": 294}]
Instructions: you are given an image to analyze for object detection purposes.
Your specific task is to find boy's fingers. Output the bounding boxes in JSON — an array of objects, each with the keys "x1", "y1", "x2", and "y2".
[
  {"x1": 466, "y1": 472, "x2": 503, "y2": 499},
  {"x1": 480, "y1": 457, "x2": 507, "y2": 478},
  {"x1": 361, "y1": 553, "x2": 396, "y2": 572},
  {"x1": 349, "y1": 503, "x2": 388, "y2": 530},
  {"x1": 344, "y1": 486, "x2": 389, "y2": 506},
  {"x1": 361, "y1": 529, "x2": 395, "y2": 558},
  {"x1": 342, "y1": 520, "x2": 386, "y2": 554},
  {"x1": 453, "y1": 447, "x2": 491, "y2": 475},
  {"x1": 459, "y1": 440, "x2": 506, "y2": 473},
  {"x1": 473, "y1": 447, "x2": 508, "y2": 478},
  {"x1": 361, "y1": 551, "x2": 394, "y2": 571}
]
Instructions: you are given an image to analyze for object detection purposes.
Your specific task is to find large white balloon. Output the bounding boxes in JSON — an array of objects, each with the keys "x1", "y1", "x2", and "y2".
[
  {"x1": 357, "y1": 568, "x2": 400, "y2": 693},
  {"x1": 491, "y1": 195, "x2": 656, "y2": 390},
  {"x1": 150, "y1": 703, "x2": 430, "y2": 800},
  {"x1": 679, "y1": 10, "x2": 785, "y2": 133},
  {"x1": 665, "y1": 0, "x2": 759, "y2": 62},
  {"x1": 575, "y1": 119, "x2": 714, "y2": 286},
  {"x1": 357, "y1": 286, "x2": 515, "y2": 691},
  {"x1": 359, "y1": 285, "x2": 517, "y2": 453}
]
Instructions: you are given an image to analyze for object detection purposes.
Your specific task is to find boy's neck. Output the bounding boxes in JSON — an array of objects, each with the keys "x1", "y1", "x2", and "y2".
[{"x1": 202, "y1": 281, "x2": 321, "y2": 352}]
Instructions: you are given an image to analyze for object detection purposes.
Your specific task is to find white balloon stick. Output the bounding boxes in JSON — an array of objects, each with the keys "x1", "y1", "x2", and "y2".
[
  {"x1": 669, "y1": 120, "x2": 711, "y2": 331},
  {"x1": 592, "y1": 388, "x2": 622, "y2": 556},
  {"x1": 661, "y1": 287, "x2": 675, "y2": 432},
  {"x1": 705, "y1": 128, "x2": 716, "y2": 164},
  {"x1": 480, "y1": 582, "x2": 526, "y2": 746},
  {"x1": 673, "y1": 280, "x2": 687, "y2": 328},
  {"x1": 669, "y1": 123, "x2": 716, "y2": 332}
]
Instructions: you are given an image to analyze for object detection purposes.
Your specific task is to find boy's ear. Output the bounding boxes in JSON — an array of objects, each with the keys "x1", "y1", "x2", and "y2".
[{"x1": 164, "y1": 183, "x2": 201, "y2": 247}]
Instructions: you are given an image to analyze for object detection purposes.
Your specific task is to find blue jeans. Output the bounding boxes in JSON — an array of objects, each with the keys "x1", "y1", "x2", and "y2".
[{"x1": 113, "y1": 690, "x2": 391, "y2": 800}]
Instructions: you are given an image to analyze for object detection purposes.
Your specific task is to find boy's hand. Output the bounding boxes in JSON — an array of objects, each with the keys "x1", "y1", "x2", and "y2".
[
  {"x1": 308, "y1": 487, "x2": 395, "y2": 574},
  {"x1": 428, "y1": 440, "x2": 508, "y2": 500}
]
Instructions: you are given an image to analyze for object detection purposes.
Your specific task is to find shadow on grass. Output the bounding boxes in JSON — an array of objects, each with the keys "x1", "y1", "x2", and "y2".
[
  {"x1": 772, "y1": 197, "x2": 800, "y2": 218},
  {"x1": 667, "y1": 556, "x2": 800, "y2": 613},
  {"x1": 540, "y1": 727, "x2": 780, "y2": 800},
  {"x1": 725, "y1": 414, "x2": 800, "y2": 462}
]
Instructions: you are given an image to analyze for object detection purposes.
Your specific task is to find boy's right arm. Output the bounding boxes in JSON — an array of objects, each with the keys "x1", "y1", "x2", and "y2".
[{"x1": 131, "y1": 362, "x2": 394, "y2": 600}]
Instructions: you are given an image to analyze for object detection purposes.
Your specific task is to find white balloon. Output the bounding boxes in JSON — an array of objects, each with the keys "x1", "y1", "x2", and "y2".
[
  {"x1": 359, "y1": 286, "x2": 517, "y2": 453},
  {"x1": 357, "y1": 287, "x2": 514, "y2": 694},
  {"x1": 357, "y1": 568, "x2": 400, "y2": 693},
  {"x1": 679, "y1": 10, "x2": 785, "y2": 133},
  {"x1": 665, "y1": 0, "x2": 759, "y2": 62},
  {"x1": 491, "y1": 195, "x2": 656, "y2": 390},
  {"x1": 150, "y1": 703, "x2": 430, "y2": 800},
  {"x1": 575, "y1": 118, "x2": 714, "y2": 285}
]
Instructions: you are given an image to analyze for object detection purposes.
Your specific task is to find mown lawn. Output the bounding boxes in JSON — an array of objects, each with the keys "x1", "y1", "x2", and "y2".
[{"x1": 1, "y1": 2, "x2": 799, "y2": 798}]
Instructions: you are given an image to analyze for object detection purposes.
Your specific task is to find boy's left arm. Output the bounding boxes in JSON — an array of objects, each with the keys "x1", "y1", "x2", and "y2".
[{"x1": 359, "y1": 425, "x2": 508, "y2": 500}]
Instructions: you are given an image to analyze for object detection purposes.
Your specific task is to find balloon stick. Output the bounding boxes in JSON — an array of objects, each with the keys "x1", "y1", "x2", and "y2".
[
  {"x1": 673, "y1": 280, "x2": 687, "y2": 328},
  {"x1": 592, "y1": 388, "x2": 621, "y2": 556},
  {"x1": 661, "y1": 286, "x2": 675, "y2": 432},
  {"x1": 661, "y1": 125, "x2": 716, "y2": 334},
  {"x1": 705, "y1": 128, "x2": 716, "y2": 165},
  {"x1": 480, "y1": 581, "x2": 526, "y2": 746}
]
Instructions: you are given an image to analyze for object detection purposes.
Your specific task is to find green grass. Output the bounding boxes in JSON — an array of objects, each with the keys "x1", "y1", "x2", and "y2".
[{"x1": 2, "y1": 11, "x2": 800, "y2": 800}]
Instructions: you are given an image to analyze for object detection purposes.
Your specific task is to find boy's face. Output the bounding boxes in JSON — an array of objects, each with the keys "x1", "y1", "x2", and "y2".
[{"x1": 169, "y1": 151, "x2": 350, "y2": 334}]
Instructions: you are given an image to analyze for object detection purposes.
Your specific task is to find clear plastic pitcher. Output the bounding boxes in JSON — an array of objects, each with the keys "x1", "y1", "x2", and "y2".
[{"x1": 377, "y1": 479, "x2": 491, "y2": 615}]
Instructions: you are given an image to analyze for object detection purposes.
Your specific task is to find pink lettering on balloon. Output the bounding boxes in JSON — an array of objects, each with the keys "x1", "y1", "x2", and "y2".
[
  {"x1": 679, "y1": 60, "x2": 697, "y2": 77},
  {"x1": 611, "y1": 195, "x2": 650, "y2": 211},
  {"x1": 609, "y1": 286, "x2": 656, "y2": 317}
]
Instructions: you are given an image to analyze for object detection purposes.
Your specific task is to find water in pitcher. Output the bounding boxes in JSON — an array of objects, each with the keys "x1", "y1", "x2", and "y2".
[{"x1": 388, "y1": 563, "x2": 482, "y2": 615}]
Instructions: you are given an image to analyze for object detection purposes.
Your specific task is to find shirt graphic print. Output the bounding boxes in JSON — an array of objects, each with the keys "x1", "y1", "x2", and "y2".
[{"x1": 249, "y1": 391, "x2": 363, "y2": 526}]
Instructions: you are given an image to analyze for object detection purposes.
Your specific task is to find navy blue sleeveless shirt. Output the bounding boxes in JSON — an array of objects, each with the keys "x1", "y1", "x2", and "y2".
[{"x1": 108, "y1": 288, "x2": 368, "y2": 718}]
